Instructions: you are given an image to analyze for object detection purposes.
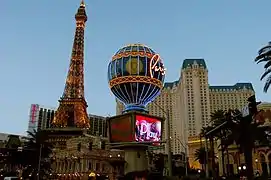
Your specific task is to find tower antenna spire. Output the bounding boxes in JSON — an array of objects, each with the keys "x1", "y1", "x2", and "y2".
[{"x1": 80, "y1": 0, "x2": 85, "y2": 7}]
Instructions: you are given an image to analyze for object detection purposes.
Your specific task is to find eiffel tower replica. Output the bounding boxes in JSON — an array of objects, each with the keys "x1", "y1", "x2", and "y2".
[{"x1": 43, "y1": 0, "x2": 90, "y2": 148}]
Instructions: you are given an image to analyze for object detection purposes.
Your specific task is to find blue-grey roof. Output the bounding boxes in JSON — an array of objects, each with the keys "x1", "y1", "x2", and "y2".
[
  {"x1": 163, "y1": 82, "x2": 254, "y2": 91},
  {"x1": 164, "y1": 80, "x2": 180, "y2": 89},
  {"x1": 182, "y1": 59, "x2": 207, "y2": 69},
  {"x1": 209, "y1": 83, "x2": 254, "y2": 91}
]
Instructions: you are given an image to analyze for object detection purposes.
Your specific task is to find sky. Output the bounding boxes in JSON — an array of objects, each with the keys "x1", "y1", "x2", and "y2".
[{"x1": 1, "y1": 0, "x2": 271, "y2": 135}]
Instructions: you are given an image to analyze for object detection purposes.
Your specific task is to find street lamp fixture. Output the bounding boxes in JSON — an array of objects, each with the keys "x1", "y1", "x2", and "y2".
[
  {"x1": 152, "y1": 101, "x2": 173, "y2": 176},
  {"x1": 169, "y1": 136, "x2": 188, "y2": 176}
]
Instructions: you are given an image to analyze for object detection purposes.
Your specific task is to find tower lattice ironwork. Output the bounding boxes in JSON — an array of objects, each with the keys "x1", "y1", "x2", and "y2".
[{"x1": 52, "y1": 0, "x2": 90, "y2": 129}]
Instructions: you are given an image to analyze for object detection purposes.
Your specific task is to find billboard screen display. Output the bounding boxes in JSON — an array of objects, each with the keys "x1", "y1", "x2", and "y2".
[
  {"x1": 109, "y1": 115, "x2": 134, "y2": 143},
  {"x1": 135, "y1": 115, "x2": 162, "y2": 144}
]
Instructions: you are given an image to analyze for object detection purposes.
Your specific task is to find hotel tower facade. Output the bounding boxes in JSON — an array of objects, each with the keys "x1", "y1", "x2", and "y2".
[{"x1": 116, "y1": 59, "x2": 254, "y2": 154}]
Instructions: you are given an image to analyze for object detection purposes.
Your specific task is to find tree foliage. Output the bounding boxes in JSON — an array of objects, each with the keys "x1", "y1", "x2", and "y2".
[
  {"x1": 1, "y1": 130, "x2": 53, "y2": 178},
  {"x1": 203, "y1": 108, "x2": 271, "y2": 180},
  {"x1": 255, "y1": 42, "x2": 271, "y2": 92},
  {"x1": 22, "y1": 130, "x2": 53, "y2": 178},
  {"x1": 194, "y1": 147, "x2": 210, "y2": 165}
]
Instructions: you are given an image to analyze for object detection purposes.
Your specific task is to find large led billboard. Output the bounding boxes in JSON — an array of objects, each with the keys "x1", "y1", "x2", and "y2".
[
  {"x1": 108, "y1": 114, "x2": 134, "y2": 143},
  {"x1": 135, "y1": 115, "x2": 162, "y2": 143},
  {"x1": 108, "y1": 112, "x2": 163, "y2": 145}
]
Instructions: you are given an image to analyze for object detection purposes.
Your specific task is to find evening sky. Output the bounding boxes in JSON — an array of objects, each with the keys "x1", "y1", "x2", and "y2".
[{"x1": 1, "y1": 0, "x2": 271, "y2": 134}]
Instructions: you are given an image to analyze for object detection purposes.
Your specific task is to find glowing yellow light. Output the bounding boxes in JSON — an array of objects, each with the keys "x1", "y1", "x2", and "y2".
[
  {"x1": 109, "y1": 76, "x2": 163, "y2": 89},
  {"x1": 125, "y1": 58, "x2": 143, "y2": 75},
  {"x1": 89, "y1": 172, "x2": 95, "y2": 177}
]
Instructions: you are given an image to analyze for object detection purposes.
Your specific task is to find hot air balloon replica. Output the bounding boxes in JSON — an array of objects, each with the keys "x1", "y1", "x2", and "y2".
[
  {"x1": 107, "y1": 44, "x2": 166, "y2": 177},
  {"x1": 108, "y1": 43, "x2": 166, "y2": 113}
]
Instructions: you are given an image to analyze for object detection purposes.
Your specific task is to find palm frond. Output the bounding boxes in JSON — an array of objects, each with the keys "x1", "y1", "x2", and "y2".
[
  {"x1": 260, "y1": 68, "x2": 271, "y2": 80},
  {"x1": 255, "y1": 44, "x2": 271, "y2": 62},
  {"x1": 264, "y1": 61, "x2": 271, "y2": 69},
  {"x1": 255, "y1": 42, "x2": 271, "y2": 92},
  {"x1": 263, "y1": 76, "x2": 271, "y2": 92},
  {"x1": 210, "y1": 110, "x2": 226, "y2": 127},
  {"x1": 256, "y1": 58, "x2": 268, "y2": 64}
]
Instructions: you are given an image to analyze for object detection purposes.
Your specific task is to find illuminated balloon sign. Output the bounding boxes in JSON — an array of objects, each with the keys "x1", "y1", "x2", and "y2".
[{"x1": 108, "y1": 44, "x2": 166, "y2": 113}]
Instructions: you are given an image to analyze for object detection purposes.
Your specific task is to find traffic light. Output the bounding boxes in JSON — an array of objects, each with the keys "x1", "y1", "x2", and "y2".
[
  {"x1": 88, "y1": 142, "x2": 92, "y2": 151},
  {"x1": 77, "y1": 143, "x2": 81, "y2": 152},
  {"x1": 247, "y1": 95, "x2": 261, "y2": 116}
]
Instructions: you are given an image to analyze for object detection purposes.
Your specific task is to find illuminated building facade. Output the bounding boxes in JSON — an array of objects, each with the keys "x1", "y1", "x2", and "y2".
[
  {"x1": 0, "y1": 133, "x2": 28, "y2": 174},
  {"x1": 50, "y1": 134, "x2": 125, "y2": 179},
  {"x1": 27, "y1": 104, "x2": 108, "y2": 137},
  {"x1": 116, "y1": 59, "x2": 254, "y2": 155}
]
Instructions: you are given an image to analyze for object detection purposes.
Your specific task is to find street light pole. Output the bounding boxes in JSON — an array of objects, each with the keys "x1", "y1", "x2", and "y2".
[
  {"x1": 37, "y1": 144, "x2": 42, "y2": 180},
  {"x1": 185, "y1": 146, "x2": 188, "y2": 176},
  {"x1": 152, "y1": 101, "x2": 173, "y2": 177},
  {"x1": 173, "y1": 137, "x2": 188, "y2": 176},
  {"x1": 166, "y1": 109, "x2": 173, "y2": 177},
  {"x1": 204, "y1": 137, "x2": 209, "y2": 178}
]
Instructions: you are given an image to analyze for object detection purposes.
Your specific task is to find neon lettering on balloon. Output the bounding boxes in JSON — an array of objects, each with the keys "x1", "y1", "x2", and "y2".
[{"x1": 149, "y1": 54, "x2": 166, "y2": 78}]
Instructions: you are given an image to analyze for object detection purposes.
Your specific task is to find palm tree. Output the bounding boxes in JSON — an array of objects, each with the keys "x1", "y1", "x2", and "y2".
[
  {"x1": 210, "y1": 110, "x2": 226, "y2": 126},
  {"x1": 4, "y1": 135, "x2": 22, "y2": 173},
  {"x1": 206, "y1": 109, "x2": 246, "y2": 176},
  {"x1": 255, "y1": 42, "x2": 271, "y2": 92},
  {"x1": 194, "y1": 147, "x2": 211, "y2": 171},
  {"x1": 199, "y1": 126, "x2": 213, "y2": 174},
  {"x1": 205, "y1": 105, "x2": 270, "y2": 180},
  {"x1": 22, "y1": 130, "x2": 53, "y2": 178},
  {"x1": 194, "y1": 147, "x2": 207, "y2": 165},
  {"x1": 221, "y1": 109, "x2": 271, "y2": 180},
  {"x1": 209, "y1": 110, "x2": 227, "y2": 176}
]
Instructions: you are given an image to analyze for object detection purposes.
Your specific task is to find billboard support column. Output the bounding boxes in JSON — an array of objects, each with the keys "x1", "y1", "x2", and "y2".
[
  {"x1": 108, "y1": 112, "x2": 164, "y2": 178},
  {"x1": 123, "y1": 147, "x2": 149, "y2": 174}
]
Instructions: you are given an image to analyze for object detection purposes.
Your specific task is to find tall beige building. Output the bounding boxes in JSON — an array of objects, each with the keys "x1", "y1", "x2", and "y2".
[{"x1": 116, "y1": 59, "x2": 254, "y2": 154}]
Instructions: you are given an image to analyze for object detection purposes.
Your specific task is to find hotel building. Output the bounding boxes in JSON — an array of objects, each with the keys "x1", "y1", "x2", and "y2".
[
  {"x1": 27, "y1": 104, "x2": 108, "y2": 137},
  {"x1": 116, "y1": 59, "x2": 254, "y2": 154}
]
